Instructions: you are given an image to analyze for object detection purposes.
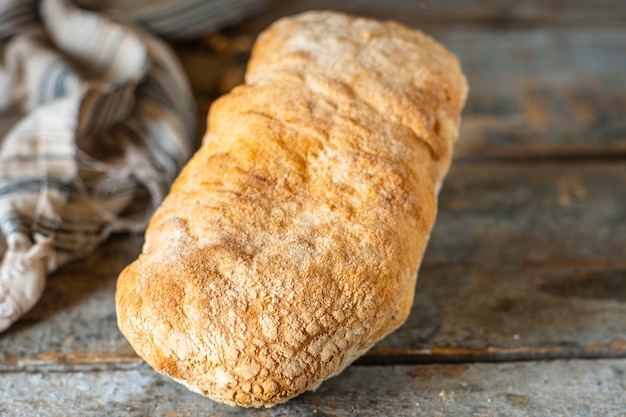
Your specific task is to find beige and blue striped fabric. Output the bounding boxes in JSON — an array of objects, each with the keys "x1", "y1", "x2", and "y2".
[{"x1": 0, "y1": 0, "x2": 266, "y2": 331}]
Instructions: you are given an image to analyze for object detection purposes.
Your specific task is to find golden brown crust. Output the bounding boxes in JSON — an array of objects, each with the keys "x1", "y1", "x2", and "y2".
[{"x1": 116, "y1": 11, "x2": 467, "y2": 407}]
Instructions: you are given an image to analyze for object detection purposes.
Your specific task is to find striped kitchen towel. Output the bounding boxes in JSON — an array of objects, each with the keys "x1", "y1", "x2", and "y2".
[{"x1": 0, "y1": 0, "x2": 266, "y2": 332}]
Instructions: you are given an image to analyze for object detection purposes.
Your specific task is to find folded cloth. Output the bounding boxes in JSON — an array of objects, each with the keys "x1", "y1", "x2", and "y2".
[{"x1": 0, "y1": 0, "x2": 266, "y2": 332}]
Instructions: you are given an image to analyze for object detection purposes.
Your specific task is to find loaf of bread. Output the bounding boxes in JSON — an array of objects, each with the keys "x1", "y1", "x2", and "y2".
[{"x1": 116, "y1": 11, "x2": 467, "y2": 407}]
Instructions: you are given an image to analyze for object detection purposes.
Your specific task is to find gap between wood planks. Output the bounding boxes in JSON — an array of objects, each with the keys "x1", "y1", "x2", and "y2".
[
  {"x1": 3, "y1": 342, "x2": 626, "y2": 374},
  {"x1": 359, "y1": 342, "x2": 626, "y2": 366},
  {"x1": 454, "y1": 152, "x2": 626, "y2": 164}
]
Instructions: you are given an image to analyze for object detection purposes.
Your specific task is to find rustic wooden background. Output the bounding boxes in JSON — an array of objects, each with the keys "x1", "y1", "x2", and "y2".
[{"x1": 2, "y1": 0, "x2": 626, "y2": 415}]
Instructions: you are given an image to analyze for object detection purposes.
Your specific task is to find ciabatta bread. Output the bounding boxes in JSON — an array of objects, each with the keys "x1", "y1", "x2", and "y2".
[{"x1": 116, "y1": 11, "x2": 467, "y2": 407}]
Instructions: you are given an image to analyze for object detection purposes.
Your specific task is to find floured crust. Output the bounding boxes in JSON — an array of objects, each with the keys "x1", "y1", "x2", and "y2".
[{"x1": 116, "y1": 11, "x2": 467, "y2": 407}]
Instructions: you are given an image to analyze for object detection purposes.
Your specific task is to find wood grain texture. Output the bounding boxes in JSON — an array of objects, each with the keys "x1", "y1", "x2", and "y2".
[{"x1": 2, "y1": 359, "x2": 626, "y2": 416}]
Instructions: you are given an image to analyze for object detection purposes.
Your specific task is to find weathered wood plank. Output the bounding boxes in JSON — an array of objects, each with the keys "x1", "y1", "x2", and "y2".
[
  {"x1": 2, "y1": 359, "x2": 626, "y2": 416},
  {"x1": 428, "y1": 161, "x2": 626, "y2": 266},
  {"x1": 238, "y1": 0, "x2": 626, "y2": 32},
  {"x1": 374, "y1": 264, "x2": 626, "y2": 360},
  {"x1": 1, "y1": 162, "x2": 625, "y2": 369},
  {"x1": 179, "y1": 27, "x2": 626, "y2": 158},
  {"x1": 441, "y1": 29, "x2": 626, "y2": 158}
]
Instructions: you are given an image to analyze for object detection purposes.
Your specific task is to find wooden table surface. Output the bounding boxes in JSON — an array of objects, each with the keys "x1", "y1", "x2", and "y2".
[{"x1": 2, "y1": 1, "x2": 626, "y2": 416}]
